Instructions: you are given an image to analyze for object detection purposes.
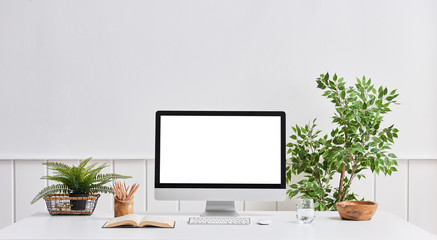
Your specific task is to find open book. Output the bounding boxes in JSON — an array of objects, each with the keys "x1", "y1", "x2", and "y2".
[{"x1": 103, "y1": 214, "x2": 175, "y2": 228}]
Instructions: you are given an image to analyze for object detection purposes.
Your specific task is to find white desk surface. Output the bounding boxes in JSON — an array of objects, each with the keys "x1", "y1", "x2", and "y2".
[{"x1": 0, "y1": 211, "x2": 435, "y2": 240}]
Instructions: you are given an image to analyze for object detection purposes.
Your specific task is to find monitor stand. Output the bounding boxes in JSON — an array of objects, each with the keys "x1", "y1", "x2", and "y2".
[{"x1": 201, "y1": 201, "x2": 239, "y2": 217}]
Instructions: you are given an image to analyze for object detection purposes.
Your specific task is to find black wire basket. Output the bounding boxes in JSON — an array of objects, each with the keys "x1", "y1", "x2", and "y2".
[{"x1": 43, "y1": 194, "x2": 100, "y2": 215}]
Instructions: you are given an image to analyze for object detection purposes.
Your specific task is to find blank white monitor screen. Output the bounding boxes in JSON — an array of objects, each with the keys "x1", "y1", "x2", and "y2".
[{"x1": 159, "y1": 115, "x2": 282, "y2": 184}]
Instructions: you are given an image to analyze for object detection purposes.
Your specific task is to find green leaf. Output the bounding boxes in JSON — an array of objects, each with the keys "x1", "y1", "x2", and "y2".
[
  {"x1": 378, "y1": 90, "x2": 384, "y2": 99},
  {"x1": 31, "y1": 184, "x2": 70, "y2": 204}
]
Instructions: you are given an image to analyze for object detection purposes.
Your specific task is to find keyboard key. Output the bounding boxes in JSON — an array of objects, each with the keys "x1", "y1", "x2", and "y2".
[{"x1": 188, "y1": 217, "x2": 250, "y2": 225}]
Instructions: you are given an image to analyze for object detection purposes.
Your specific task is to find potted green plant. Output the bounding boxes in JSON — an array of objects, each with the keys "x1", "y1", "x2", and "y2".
[
  {"x1": 286, "y1": 73, "x2": 399, "y2": 213},
  {"x1": 31, "y1": 157, "x2": 131, "y2": 211}
]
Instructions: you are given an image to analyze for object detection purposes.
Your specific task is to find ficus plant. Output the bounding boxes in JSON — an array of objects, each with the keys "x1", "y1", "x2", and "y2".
[{"x1": 286, "y1": 73, "x2": 399, "y2": 211}]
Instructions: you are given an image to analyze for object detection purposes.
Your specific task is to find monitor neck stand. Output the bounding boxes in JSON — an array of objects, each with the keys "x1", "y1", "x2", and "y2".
[{"x1": 201, "y1": 201, "x2": 239, "y2": 217}]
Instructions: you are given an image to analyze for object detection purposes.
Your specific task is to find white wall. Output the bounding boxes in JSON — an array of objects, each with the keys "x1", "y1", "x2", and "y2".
[{"x1": 1, "y1": 0, "x2": 437, "y2": 159}]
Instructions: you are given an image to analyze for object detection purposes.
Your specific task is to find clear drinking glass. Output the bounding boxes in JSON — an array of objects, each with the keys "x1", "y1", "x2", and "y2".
[{"x1": 296, "y1": 198, "x2": 315, "y2": 223}]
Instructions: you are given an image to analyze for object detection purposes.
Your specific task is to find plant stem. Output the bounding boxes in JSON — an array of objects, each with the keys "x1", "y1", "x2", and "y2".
[
  {"x1": 341, "y1": 160, "x2": 358, "y2": 201},
  {"x1": 337, "y1": 165, "x2": 345, "y2": 200},
  {"x1": 335, "y1": 83, "x2": 348, "y2": 202},
  {"x1": 340, "y1": 85, "x2": 368, "y2": 201}
]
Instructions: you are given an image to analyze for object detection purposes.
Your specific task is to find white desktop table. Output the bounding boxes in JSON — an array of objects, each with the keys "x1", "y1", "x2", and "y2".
[{"x1": 0, "y1": 211, "x2": 435, "y2": 240}]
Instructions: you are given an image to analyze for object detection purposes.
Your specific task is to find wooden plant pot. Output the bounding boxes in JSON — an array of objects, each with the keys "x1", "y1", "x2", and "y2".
[
  {"x1": 114, "y1": 197, "x2": 134, "y2": 218},
  {"x1": 336, "y1": 201, "x2": 378, "y2": 221}
]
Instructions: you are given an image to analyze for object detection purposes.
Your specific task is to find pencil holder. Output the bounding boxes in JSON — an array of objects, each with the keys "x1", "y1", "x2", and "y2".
[{"x1": 114, "y1": 197, "x2": 134, "y2": 217}]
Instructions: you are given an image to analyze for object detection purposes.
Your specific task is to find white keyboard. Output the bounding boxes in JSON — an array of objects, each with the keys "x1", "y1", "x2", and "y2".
[{"x1": 188, "y1": 217, "x2": 250, "y2": 225}]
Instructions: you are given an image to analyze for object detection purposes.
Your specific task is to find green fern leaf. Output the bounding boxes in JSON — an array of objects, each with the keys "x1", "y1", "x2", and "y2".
[
  {"x1": 78, "y1": 157, "x2": 92, "y2": 169},
  {"x1": 81, "y1": 165, "x2": 108, "y2": 185},
  {"x1": 43, "y1": 161, "x2": 71, "y2": 170},
  {"x1": 94, "y1": 173, "x2": 131, "y2": 182},
  {"x1": 89, "y1": 185, "x2": 113, "y2": 194},
  {"x1": 31, "y1": 184, "x2": 70, "y2": 204},
  {"x1": 43, "y1": 162, "x2": 72, "y2": 176},
  {"x1": 84, "y1": 161, "x2": 99, "y2": 173}
]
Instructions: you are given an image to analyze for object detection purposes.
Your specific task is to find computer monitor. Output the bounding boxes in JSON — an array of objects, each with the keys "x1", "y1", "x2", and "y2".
[{"x1": 155, "y1": 111, "x2": 286, "y2": 216}]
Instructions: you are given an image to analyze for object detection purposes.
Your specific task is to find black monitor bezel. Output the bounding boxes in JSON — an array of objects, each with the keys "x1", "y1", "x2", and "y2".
[{"x1": 155, "y1": 110, "x2": 286, "y2": 189}]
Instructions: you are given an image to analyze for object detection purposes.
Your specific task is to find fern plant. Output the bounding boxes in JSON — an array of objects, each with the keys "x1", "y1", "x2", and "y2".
[{"x1": 31, "y1": 157, "x2": 131, "y2": 204}]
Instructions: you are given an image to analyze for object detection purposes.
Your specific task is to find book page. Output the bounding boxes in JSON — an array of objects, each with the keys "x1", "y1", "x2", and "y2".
[
  {"x1": 107, "y1": 214, "x2": 143, "y2": 226},
  {"x1": 140, "y1": 216, "x2": 172, "y2": 224}
]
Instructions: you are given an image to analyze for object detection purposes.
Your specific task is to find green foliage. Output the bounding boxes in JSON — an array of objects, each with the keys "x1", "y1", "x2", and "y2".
[
  {"x1": 286, "y1": 73, "x2": 399, "y2": 211},
  {"x1": 31, "y1": 157, "x2": 131, "y2": 204}
]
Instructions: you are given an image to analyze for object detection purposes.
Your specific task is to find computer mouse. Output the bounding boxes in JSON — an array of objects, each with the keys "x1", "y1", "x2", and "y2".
[{"x1": 257, "y1": 219, "x2": 271, "y2": 225}]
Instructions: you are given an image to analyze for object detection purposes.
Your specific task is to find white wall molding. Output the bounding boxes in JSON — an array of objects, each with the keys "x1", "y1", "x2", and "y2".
[
  {"x1": 0, "y1": 158, "x2": 154, "y2": 161},
  {"x1": 3, "y1": 158, "x2": 437, "y2": 161},
  {"x1": 0, "y1": 158, "x2": 436, "y2": 235},
  {"x1": 12, "y1": 160, "x2": 16, "y2": 224}
]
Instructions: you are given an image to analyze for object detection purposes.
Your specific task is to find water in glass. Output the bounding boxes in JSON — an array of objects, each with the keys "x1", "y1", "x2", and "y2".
[
  {"x1": 296, "y1": 199, "x2": 315, "y2": 223},
  {"x1": 297, "y1": 209, "x2": 315, "y2": 223}
]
